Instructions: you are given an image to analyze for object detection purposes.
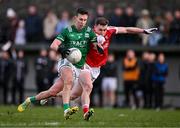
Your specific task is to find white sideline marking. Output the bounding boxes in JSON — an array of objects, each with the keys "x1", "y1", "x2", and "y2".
[{"x1": 0, "y1": 122, "x2": 60, "y2": 127}]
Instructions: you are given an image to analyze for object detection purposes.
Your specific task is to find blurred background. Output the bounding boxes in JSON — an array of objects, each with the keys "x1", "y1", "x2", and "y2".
[{"x1": 0, "y1": 0, "x2": 179, "y2": 110}]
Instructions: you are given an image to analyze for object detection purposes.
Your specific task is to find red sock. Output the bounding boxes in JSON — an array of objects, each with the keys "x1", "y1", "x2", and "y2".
[{"x1": 83, "y1": 104, "x2": 89, "y2": 114}]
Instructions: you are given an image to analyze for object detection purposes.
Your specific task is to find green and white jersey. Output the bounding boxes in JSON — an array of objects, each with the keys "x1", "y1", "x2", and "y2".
[{"x1": 56, "y1": 25, "x2": 97, "y2": 68}]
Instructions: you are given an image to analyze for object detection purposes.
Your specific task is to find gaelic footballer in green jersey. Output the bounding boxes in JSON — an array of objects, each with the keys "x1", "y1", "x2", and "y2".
[
  {"x1": 17, "y1": 8, "x2": 98, "y2": 120},
  {"x1": 56, "y1": 25, "x2": 97, "y2": 68}
]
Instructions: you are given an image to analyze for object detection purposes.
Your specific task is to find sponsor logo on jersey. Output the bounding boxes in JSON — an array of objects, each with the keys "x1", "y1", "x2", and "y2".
[
  {"x1": 70, "y1": 40, "x2": 88, "y2": 48},
  {"x1": 85, "y1": 33, "x2": 89, "y2": 38}
]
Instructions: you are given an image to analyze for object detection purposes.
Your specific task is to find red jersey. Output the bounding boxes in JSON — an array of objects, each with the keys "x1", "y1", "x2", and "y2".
[{"x1": 86, "y1": 27, "x2": 117, "y2": 67}]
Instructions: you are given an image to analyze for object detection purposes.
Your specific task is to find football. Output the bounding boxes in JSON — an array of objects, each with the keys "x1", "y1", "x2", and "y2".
[{"x1": 66, "y1": 48, "x2": 82, "y2": 64}]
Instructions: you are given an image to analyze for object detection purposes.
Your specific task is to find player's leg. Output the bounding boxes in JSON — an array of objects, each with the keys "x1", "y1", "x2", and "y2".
[
  {"x1": 17, "y1": 77, "x2": 64, "y2": 112},
  {"x1": 36, "y1": 78, "x2": 64, "y2": 100},
  {"x1": 70, "y1": 79, "x2": 83, "y2": 100},
  {"x1": 41, "y1": 79, "x2": 83, "y2": 105},
  {"x1": 79, "y1": 70, "x2": 94, "y2": 121},
  {"x1": 60, "y1": 66, "x2": 79, "y2": 119}
]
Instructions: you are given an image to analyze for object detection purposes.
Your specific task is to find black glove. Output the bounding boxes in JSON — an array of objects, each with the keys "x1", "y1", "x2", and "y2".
[
  {"x1": 97, "y1": 44, "x2": 104, "y2": 54},
  {"x1": 58, "y1": 47, "x2": 70, "y2": 59}
]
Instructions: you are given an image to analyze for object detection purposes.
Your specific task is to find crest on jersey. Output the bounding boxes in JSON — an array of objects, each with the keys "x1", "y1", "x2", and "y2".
[{"x1": 85, "y1": 33, "x2": 89, "y2": 38}]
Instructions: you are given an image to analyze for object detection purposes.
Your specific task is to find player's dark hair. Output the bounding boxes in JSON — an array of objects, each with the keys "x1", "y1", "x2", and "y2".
[
  {"x1": 95, "y1": 17, "x2": 109, "y2": 26},
  {"x1": 76, "y1": 7, "x2": 89, "y2": 16}
]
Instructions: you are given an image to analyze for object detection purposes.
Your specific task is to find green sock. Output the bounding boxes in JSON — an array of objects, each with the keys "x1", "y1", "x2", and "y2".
[
  {"x1": 29, "y1": 96, "x2": 36, "y2": 103},
  {"x1": 63, "y1": 103, "x2": 69, "y2": 111}
]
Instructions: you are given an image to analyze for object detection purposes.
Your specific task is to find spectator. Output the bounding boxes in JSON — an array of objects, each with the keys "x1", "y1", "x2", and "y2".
[
  {"x1": 25, "y1": 5, "x2": 43, "y2": 42},
  {"x1": 90, "y1": 4, "x2": 105, "y2": 26},
  {"x1": 43, "y1": 10, "x2": 58, "y2": 43},
  {"x1": 148, "y1": 14, "x2": 163, "y2": 46},
  {"x1": 0, "y1": 51, "x2": 12, "y2": 104},
  {"x1": 124, "y1": 6, "x2": 138, "y2": 43},
  {"x1": 0, "y1": 17, "x2": 5, "y2": 44},
  {"x1": 35, "y1": 49, "x2": 49, "y2": 93},
  {"x1": 15, "y1": 20, "x2": 26, "y2": 45},
  {"x1": 90, "y1": 74, "x2": 103, "y2": 107},
  {"x1": 109, "y1": 6, "x2": 125, "y2": 43},
  {"x1": 136, "y1": 9, "x2": 154, "y2": 45},
  {"x1": 11, "y1": 50, "x2": 28, "y2": 104},
  {"x1": 169, "y1": 9, "x2": 180, "y2": 44},
  {"x1": 159, "y1": 11, "x2": 174, "y2": 44},
  {"x1": 139, "y1": 52, "x2": 150, "y2": 107},
  {"x1": 144, "y1": 53, "x2": 156, "y2": 108},
  {"x1": 122, "y1": 50, "x2": 140, "y2": 109},
  {"x1": 152, "y1": 53, "x2": 168, "y2": 110},
  {"x1": 55, "y1": 10, "x2": 70, "y2": 35},
  {"x1": 4, "y1": 8, "x2": 19, "y2": 43},
  {"x1": 101, "y1": 53, "x2": 118, "y2": 108}
]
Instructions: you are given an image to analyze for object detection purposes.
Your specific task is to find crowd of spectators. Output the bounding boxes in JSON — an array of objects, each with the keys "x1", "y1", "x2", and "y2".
[
  {"x1": 0, "y1": 4, "x2": 179, "y2": 46},
  {"x1": 91, "y1": 50, "x2": 168, "y2": 110},
  {"x1": 0, "y1": 48, "x2": 168, "y2": 110},
  {"x1": 0, "y1": 48, "x2": 59, "y2": 105}
]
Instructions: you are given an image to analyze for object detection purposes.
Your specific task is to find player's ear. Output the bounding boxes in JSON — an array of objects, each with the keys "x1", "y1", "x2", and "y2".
[
  {"x1": 74, "y1": 15, "x2": 77, "y2": 19},
  {"x1": 72, "y1": 16, "x2": 76, "y2": 21}
]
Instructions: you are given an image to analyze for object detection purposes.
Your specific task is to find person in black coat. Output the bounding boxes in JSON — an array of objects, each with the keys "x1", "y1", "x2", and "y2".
[
  {"x1": 0, "y1": 51, "x2": 12, "y2": 104},
  {"x1": 35, "y1": 49, "x2": 49, "y2": 93},
  {"x1": 11, "y1": 50, "x2": 28, "y2": 104},
  {"x1": 142, "y1": 53, "x2": 156, "y2": 108}
]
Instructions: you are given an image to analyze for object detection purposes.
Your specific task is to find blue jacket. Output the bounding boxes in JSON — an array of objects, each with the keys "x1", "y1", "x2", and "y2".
[{"x1": 152, "y1": 62, "x2": 168, "y2": 84}]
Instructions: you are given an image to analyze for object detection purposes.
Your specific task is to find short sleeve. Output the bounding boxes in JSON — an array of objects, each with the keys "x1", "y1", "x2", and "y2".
[
  {"x1": 56, "y1": 28, "x2": 67, "y2": 42},
  {"x1": 107, "y1": 27, "x2": 118, "y2": 34}
]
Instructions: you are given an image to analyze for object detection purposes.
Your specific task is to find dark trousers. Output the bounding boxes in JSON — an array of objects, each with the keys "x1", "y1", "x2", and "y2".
[
  {"x1": 11, "y1": 79, "x2": 24, "y2": 104},
  {"x1": 124, "y1": 81, "x2": 139, "y2": 108},
  {"x1": 0, "y1": 81, "x2": 9, "y2": 104},
  {"x1": 154, "y1": 82, "x2": 164, "y2": 108},
  {"x1": 90, "y1": 78, "x2": 102, "y2": 107},
  {"x1": 143, "y1": 84, "x2": 153, "y2": 108}
]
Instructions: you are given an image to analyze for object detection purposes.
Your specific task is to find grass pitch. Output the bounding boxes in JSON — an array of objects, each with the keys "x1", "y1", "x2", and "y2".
[{"x1": 0, "y1": 106, "x2": 180, "y2": 127}]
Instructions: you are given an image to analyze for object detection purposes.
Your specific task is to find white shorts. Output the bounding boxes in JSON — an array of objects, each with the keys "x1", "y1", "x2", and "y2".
[
  {"x1": 83, "y1": 63, "x2": 101, "y2": 82},
  {"x1": 102, "y1": 77, "x2": 117, "y2": 91},
  {"x1": 57, "y1": 58, "x2": 81, "y2": 81}
]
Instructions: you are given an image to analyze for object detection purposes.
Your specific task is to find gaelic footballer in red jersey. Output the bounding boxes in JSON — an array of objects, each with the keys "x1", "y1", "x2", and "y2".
[
  {"x1": 86, "y1": 17, "x2": 158, "y2": 68},
  {"x1": 86, "y1": 25, "x2": 117, "y2": 67}
]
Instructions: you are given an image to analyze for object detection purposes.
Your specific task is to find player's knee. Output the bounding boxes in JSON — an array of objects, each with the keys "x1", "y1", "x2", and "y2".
[
  {"x1": 63, "y1": 80, "x2": 73, "y2": 91},
  {"x1": 79, "y1": 73, "x2": 92, "y2": 92},
  {"x1": 64, "y1": 78, "x2": 73, "y2": 86},
  {"x1": 61, "y1": 70, "x2": 73, "y2": 88},
  {"x1": 82, "y1": 81, "x2": 93, "y2": 93}
]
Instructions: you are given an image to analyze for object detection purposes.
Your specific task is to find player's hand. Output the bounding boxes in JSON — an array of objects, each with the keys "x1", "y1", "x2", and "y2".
[
  {"x1": 58, "y1": 47, "x2": 70, "y2": 59},
  {"x1": 144, "y1": 28, "x2": 158, "y2": 34},
  {"x1": 97, "y1": 35, "x2": 105, "y2": 44},
  {"x1": 97, "y1": 43, "x2": 104, "y2": 54}
]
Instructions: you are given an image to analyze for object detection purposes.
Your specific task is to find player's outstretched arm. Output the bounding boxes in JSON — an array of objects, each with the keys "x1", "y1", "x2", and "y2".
[
  {"x1": 111, "y1": 26, "x2": 158, "y2": 34},
  {"x1": 50, "y1": 39, "x2": 62, "y2": 51}
]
